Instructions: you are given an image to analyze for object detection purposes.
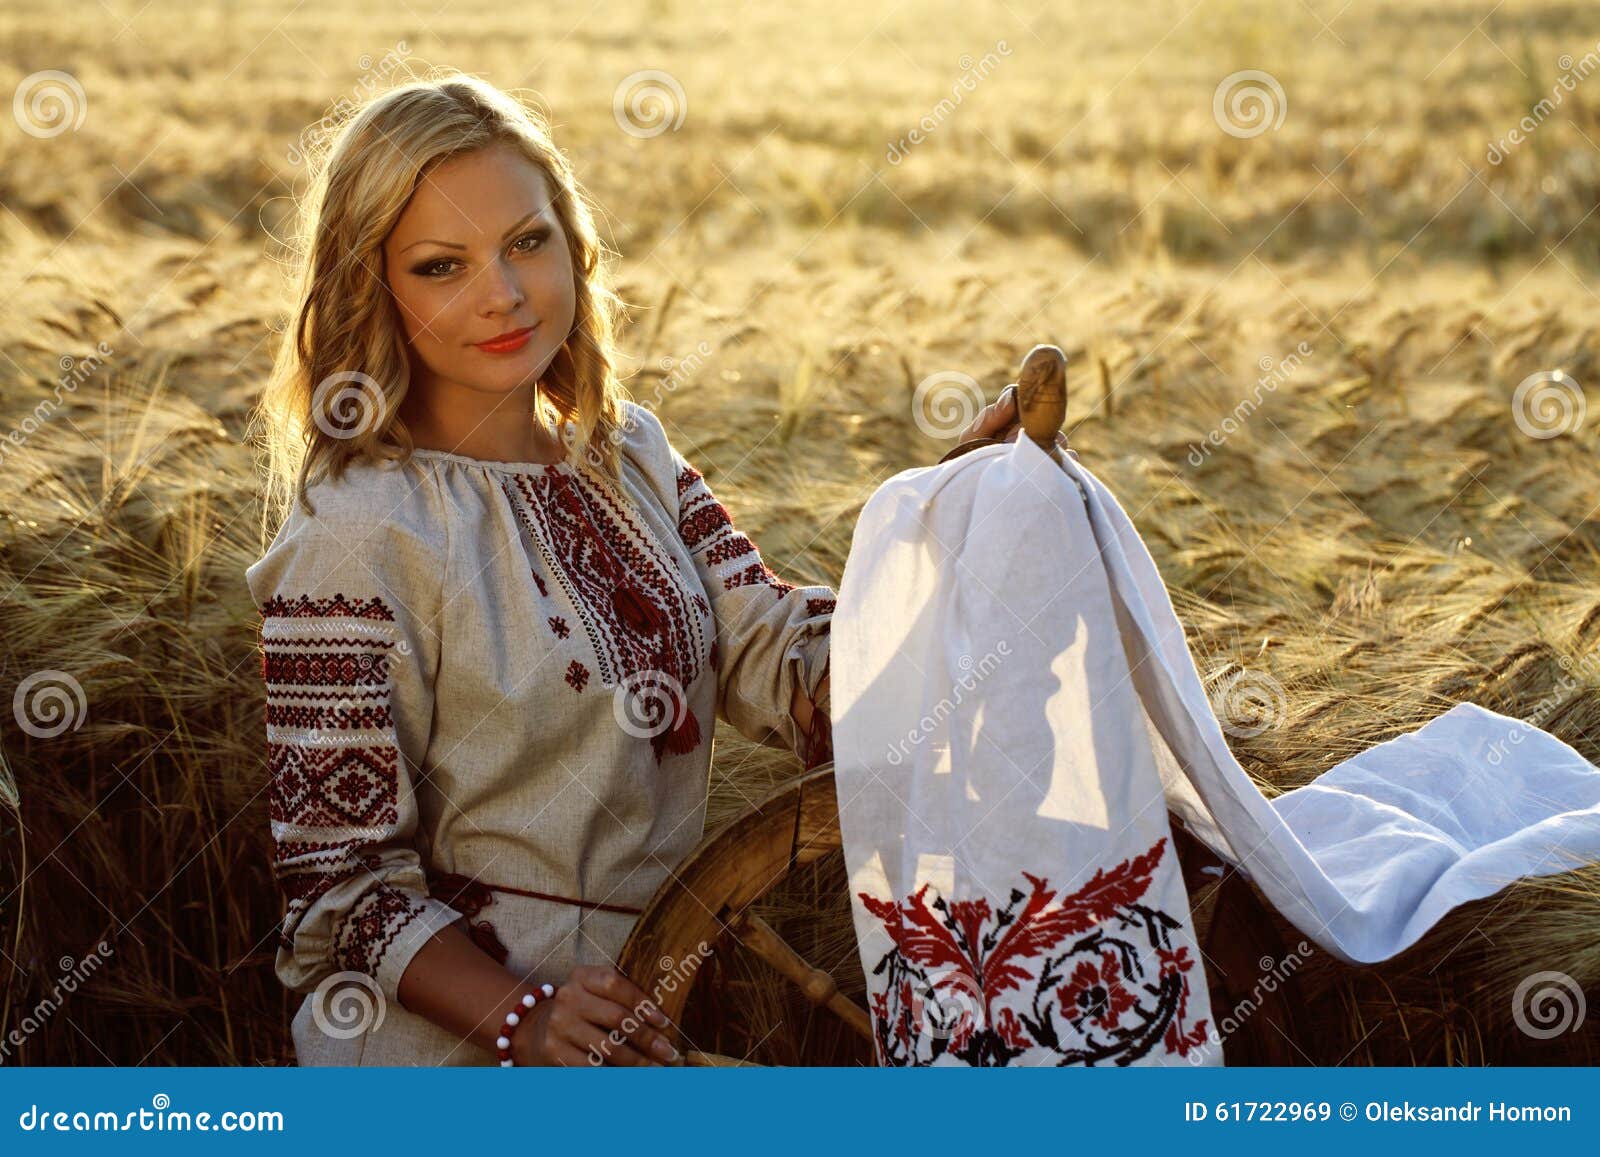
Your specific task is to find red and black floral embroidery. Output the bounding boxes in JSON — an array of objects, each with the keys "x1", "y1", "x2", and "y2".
[
  {"x1": 859, "y1": 836, "x2": 1210, "y2": 1066},
  {"x1": 506, "y1": 468, "x2": 708, "y2": 762},
  {"x1": 260, "y1": 591, "x2": 440, "y2": 979},
  {"x1": 676, "y1": 463, "x2": 798, "y2": 598},
  {"x1": 548, "y1": 615, "x2": 571, "y2": 639}
]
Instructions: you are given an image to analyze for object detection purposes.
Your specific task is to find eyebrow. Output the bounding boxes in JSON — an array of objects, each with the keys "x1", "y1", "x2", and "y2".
[{"x1": 401, "y1": 211, "x2": 545, "y2": 254}]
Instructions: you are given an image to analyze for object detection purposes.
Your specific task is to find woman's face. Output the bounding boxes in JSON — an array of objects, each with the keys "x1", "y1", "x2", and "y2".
[{"x1": 382, "y1": 141, "x2": 577, "y2": 400}]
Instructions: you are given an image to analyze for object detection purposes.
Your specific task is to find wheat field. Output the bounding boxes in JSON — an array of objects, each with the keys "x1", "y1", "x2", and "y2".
[{"x1": 0, "y1": 0, "x2": 1597, "y2": 1065}]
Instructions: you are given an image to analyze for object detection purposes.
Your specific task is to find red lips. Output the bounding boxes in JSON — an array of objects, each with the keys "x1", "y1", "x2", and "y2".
[{"x1": 474, "y1": 325, "x2": 535, "y2": 353}]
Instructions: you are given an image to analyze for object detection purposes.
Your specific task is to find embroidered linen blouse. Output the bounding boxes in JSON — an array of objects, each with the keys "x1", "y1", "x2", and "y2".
[{"x1": 244, "y1": 401, "x2": 835, "y2": 1066}]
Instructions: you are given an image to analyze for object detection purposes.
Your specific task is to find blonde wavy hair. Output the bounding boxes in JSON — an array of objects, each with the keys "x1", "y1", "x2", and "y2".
[{"x1": 251, "y1": 71, "x2": 629, "y2": 529}]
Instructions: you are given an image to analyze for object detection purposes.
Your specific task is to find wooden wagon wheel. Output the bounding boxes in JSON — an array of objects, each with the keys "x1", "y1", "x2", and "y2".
[{"x1": 618, "y1": 765, "x2": 1310, "y2": 1066}]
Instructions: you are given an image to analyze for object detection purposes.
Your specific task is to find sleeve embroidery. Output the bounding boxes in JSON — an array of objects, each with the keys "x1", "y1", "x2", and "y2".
[
  {"x1": 669, "y1": 454, "x2": 834, "y2": 755},
  {"x1": 260, "y1": 586, "x2": 455, "y2": 994},
  {"x1": 675, "y1": 462, "x2": 797, "y2": 598}
]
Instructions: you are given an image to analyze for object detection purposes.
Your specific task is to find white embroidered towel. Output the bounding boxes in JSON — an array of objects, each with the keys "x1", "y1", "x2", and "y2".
[{"x1": 832, "y1": 433, "x2": 1600, "y2": 1067}]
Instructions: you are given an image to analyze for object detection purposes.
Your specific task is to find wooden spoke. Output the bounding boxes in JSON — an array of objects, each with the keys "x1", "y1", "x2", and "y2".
[
  {"x1": 730, "y1": 910, "x2": 873, "y2": 1042},
  {"x1": 682, "y1": 1049, "x2": 758, "y2": 1067}
]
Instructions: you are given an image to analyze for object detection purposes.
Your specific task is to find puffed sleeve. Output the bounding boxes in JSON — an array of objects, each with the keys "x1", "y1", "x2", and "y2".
[
  {"x1": 669, "y1": 441, "x2": 835, "y2": 758},
  {"x1": 244, "y1": 479, "x2": 466, "y2": 1006}
]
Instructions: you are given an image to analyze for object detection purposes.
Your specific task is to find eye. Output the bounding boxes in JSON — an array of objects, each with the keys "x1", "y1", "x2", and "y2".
[
  {"x1": 413, "y1": 258, "x2": 458, "y2": 278},
  {"x1": 511, "y1": 228, "x2": 549, "y2": 254}
]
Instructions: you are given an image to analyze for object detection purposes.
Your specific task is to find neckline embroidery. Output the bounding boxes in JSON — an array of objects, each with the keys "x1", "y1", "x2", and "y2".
[{"x1": 503, "y1": 467, "x2": 708, "y2": 763}]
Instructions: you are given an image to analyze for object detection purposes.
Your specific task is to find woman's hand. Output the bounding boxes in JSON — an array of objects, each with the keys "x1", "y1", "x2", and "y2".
[
  {"x1": 952, "y1": 384, "x2": 1073, "y2": 456},
  {"x1": 513, "y1": 964, "x2": 681, "y2": 1066}
]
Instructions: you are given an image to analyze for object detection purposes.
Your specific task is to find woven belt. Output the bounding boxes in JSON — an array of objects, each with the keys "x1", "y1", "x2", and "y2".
[{"x1": 425, "y1": 871, "x2": 644, "y2": 965}]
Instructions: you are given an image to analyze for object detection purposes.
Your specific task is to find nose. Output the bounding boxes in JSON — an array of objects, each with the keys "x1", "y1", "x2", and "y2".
[{"x1": 477, "y1": 255, "x2": 525, "y2": 317}]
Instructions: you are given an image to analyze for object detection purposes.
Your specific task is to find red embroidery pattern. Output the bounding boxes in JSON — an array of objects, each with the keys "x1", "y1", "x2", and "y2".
[
  {"x1": 548, "y1": 615, "x2": 571, "y2": 638},
  {"x1": 259, "y1": 591, "x2": 442, "y2": 979},
  {"x1": 505, "y1": 468, "x2": 708, "y2": 762},
  {"x1": 675, "y1": 463, "x2": 796, "y2": 598},
  {"x1": 859, "y1": 837, "x2": 1209, "y2": 1066}
]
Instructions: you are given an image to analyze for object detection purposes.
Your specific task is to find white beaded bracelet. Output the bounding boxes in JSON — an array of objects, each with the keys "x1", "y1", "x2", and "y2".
[{"x1": 496, "y1": 981, "x2": 558, "y2": 1066}]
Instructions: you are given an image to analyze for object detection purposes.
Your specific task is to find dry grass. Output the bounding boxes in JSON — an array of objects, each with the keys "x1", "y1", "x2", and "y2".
[{"x1": 1, "y1": 0, "x2": 1597, "y2": 1064}]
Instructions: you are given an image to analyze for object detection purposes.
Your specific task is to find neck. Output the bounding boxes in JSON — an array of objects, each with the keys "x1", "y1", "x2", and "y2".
[{"x1": 401, "y1": 375, "x2": 567, "y2": 465}]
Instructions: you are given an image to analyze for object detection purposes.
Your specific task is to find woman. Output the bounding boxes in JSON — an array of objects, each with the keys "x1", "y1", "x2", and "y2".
[{"x1": 247, "y1": 72, "x2": 1030, "y2": 1067}]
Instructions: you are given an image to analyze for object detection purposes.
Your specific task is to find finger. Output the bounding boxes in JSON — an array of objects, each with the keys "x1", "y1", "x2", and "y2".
[
  {"x1": 620, "y1": 1013, "x2": 679, "y2": 1063},
  {"x1": 583, "y1": 967, "x2": 671, "y2": 1029},
  {"x1": 573, "y1": 990, "x2": 679, "y2": 1064},
  {"x1": 578, "y1": 1020, "x2": 656, "y2": 1067},
  {"x1": 549, "y1": 1042, "x2": 596, "y2": 1067},
  {"x1": 959, "y1": 385, "x2": 1018, "y2": 442}
]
